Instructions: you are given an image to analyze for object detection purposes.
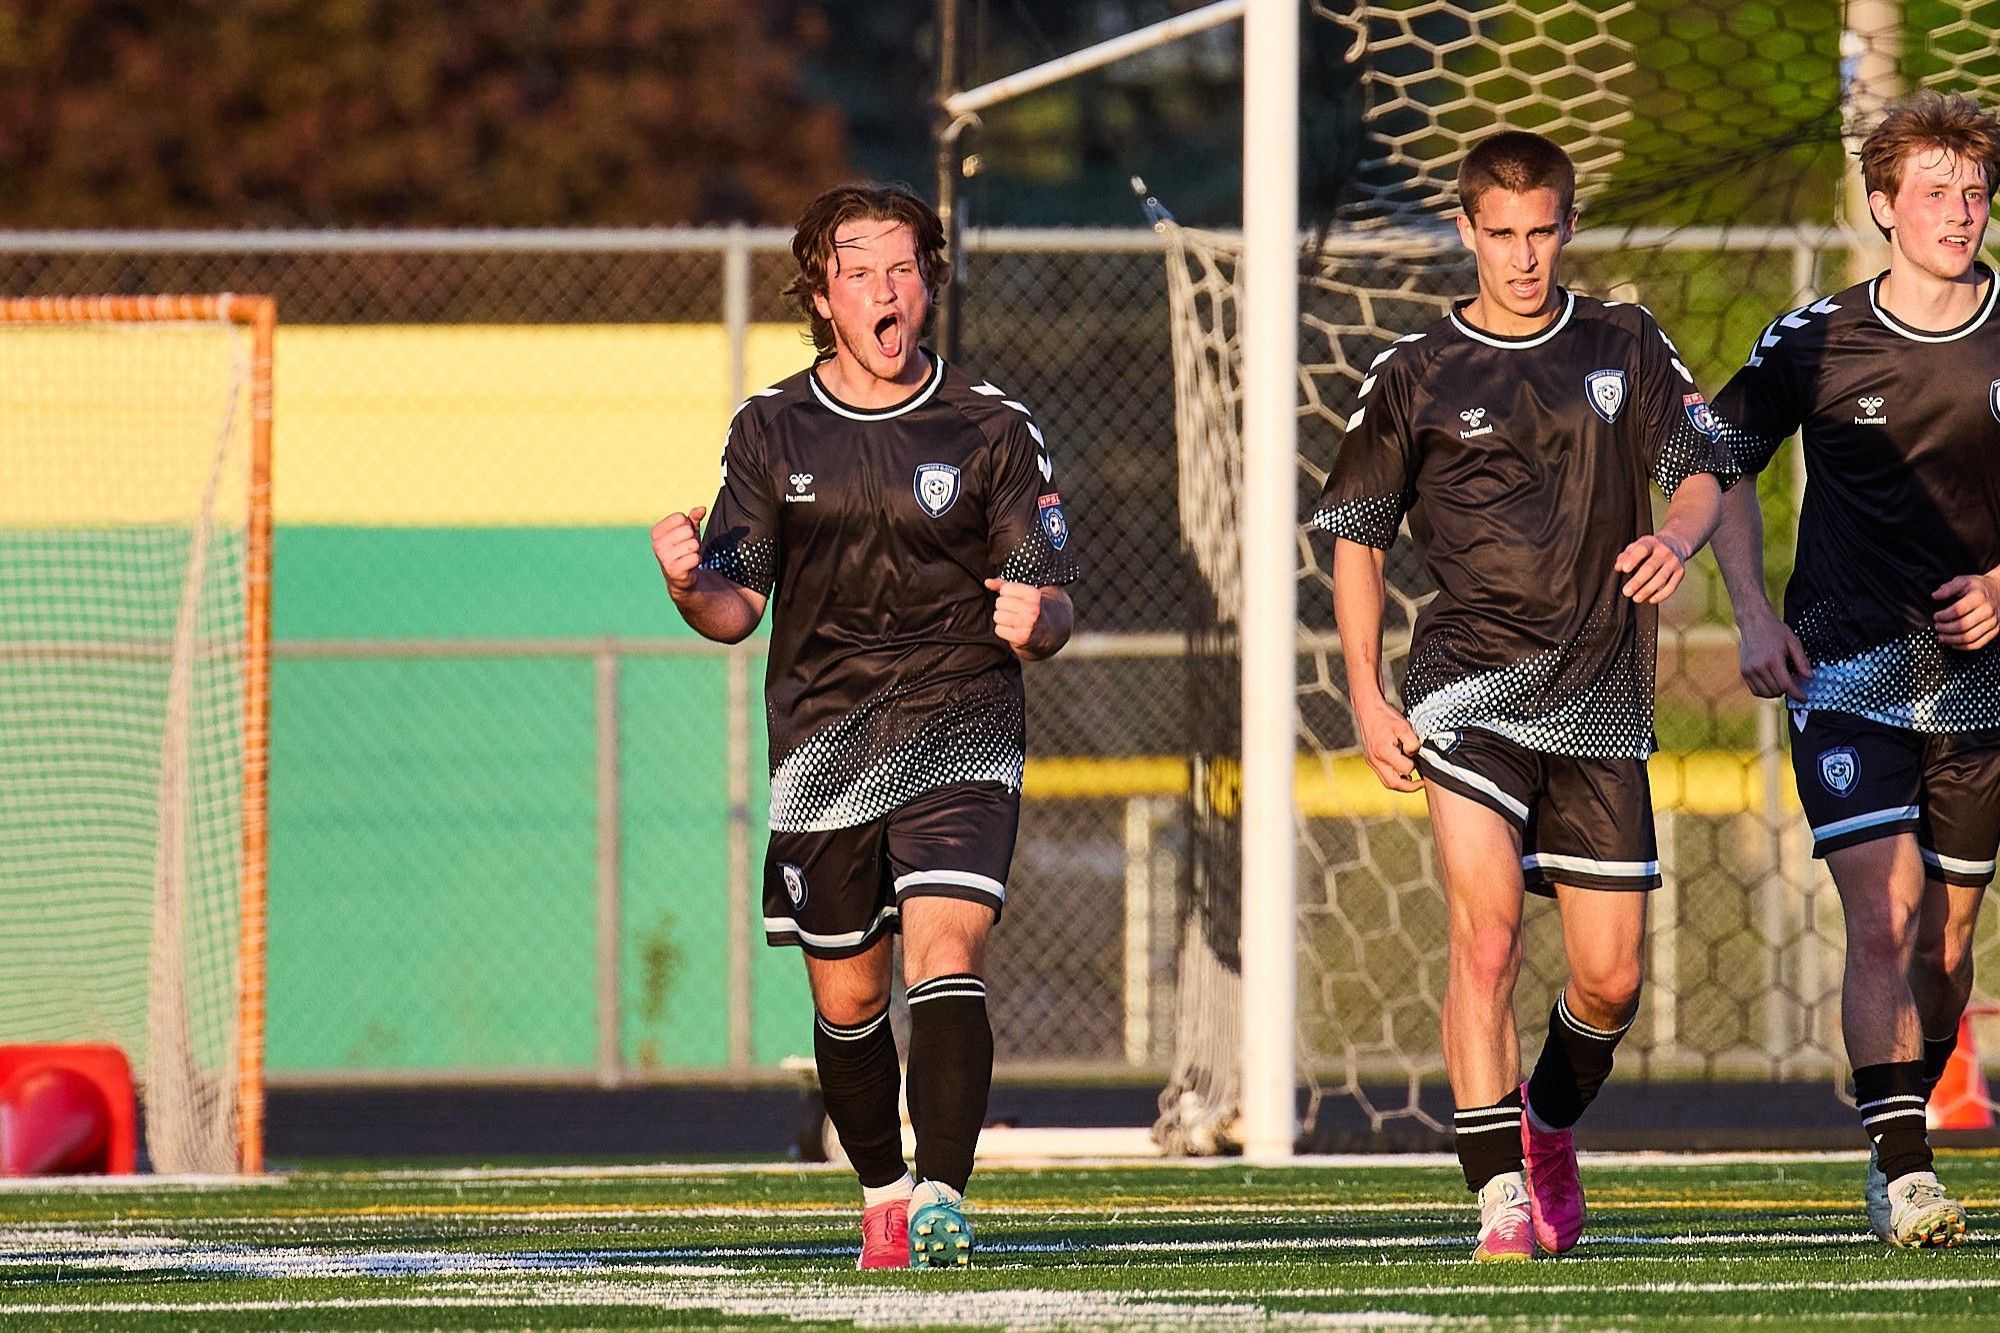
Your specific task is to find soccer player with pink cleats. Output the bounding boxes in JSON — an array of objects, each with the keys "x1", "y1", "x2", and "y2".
[
  {"x1": 1520, "y1": 1081, "x2": 1586, "y2": 1254},
  {"x1": 857, "y1": 1197, "x2": 911, "y2": 1270}
]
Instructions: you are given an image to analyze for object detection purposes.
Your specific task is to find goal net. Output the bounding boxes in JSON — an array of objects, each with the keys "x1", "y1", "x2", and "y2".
[
  {"x1": 1160, "y1": 1, "x2": 2000, "y2": 1150},
  {"x1": 0, "y1": 296, "x2": 273, "y2": 1173}
]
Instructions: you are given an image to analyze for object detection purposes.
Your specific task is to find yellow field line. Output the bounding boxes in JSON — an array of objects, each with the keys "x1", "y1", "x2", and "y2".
[{"x1": 1025, "y1": 750, "x2": 1805, "y2": 818}]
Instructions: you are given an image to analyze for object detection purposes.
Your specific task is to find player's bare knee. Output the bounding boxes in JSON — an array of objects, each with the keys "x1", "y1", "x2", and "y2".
[
  {"x1": 1567, "y1": 968, "x2": 1641, "y2": 1028},
  {"x1": 1450, "y1": 925, "x2": 1521, "y2": 994}
]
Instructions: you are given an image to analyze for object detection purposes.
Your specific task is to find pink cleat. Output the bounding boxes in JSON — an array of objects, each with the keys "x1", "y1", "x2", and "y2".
[
  {"x1": 858, "y1": 1198, "x2": 911, "y2": 1270},
  {"x1": 1520, "y1": 1082, "x2": 1586, "y2": 1254},
  {"x1": 1473, "y1": 1173, "x2": 1534, "y2": 1262}
]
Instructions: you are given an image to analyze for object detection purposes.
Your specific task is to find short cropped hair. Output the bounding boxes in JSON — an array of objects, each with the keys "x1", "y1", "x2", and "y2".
[
  {"x1": 1456, "y1": 131, "x2": 1577, "y2": 222},
  {"x1": 784, "y1": 184, "x2": 948, "y2": 355},
  {"x1": 1859, "y1": 91, "x2": 2000, "y2": 237}
]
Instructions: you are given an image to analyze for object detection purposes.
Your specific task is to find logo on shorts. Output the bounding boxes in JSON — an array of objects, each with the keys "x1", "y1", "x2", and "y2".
[
  {"x1": 780, "y1": 862, "x2": 808, "y2": 909},
  {"x1": 1586, "y1": 369, "x2": 1627, "y2": 423},
  {"x1": 1429, "y1": 730, "x2": 1462, "y2": 754},
  {"x1": 1818, "y1": 746, "x2": 1859, "y2": 797},
  {"x1": 1038, "y1": 492, "x2": 1069, "y2": 550},
  {"x1": 914, "y1": 463, "x2": 961, "y2": 518}
]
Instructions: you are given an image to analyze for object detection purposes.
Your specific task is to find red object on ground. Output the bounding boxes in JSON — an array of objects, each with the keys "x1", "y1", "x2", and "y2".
[
  {"x1": 1929, "y1": 1011, "x2": 1996, "y2": 1131},
  {"x1": 0, "y1": 1044, "x2": 137, "y2": 1175}
]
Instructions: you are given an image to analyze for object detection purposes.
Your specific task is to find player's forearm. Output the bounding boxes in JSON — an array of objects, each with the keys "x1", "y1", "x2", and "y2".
[
  {"x1": 1332, "y1": 539, "x2": 1393, "y2": 708},
  {"x1": 1014, "y1": 586, "x2": 1074, "y2": 662},
  {"x1": 1656, "y1": 472, "x2": 1723, "y2": 563},
  {"x1": 669, "y1": 570, "x2": 767, "y2": 644},
  {"x1": 1708, "y1": 477, "x2": 1780, "y2": 623}
]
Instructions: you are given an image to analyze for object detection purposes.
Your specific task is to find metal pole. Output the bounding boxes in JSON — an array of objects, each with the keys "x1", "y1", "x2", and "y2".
[
  {"x1": 1124, "y1": 796, "x2": 1154, "y2": 1066},
  {"x1": 934, "y1": 0, "x2": 965, "y2": 359},
  {"x1": 595, "y1": 643, "x2": 623, "y2": 1088},
  {"x1": 726, "y1": 647, "x2": 754, "y2": 1069},
  {"x1": 1238, "y1": 0, "x2": 1300, "y2": 1164},
  {"x1": 1841, "y1": 0, "x2": 1903, "y2": 284},
  {"x1": 724, "y1": 223, "x2": 750, "y2": 410}
]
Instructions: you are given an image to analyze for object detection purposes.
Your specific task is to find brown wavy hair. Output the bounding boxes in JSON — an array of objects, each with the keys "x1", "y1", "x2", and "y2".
[
  {"x1": 1457, "y1": 130, "x2": 1577, "y2": 222},
  {"x1": 784, "y1": 184, "x2": 949, "y2": 355},
  {"x1": 1860, "y1": 91, "x2": 2000, "y2": 238}
]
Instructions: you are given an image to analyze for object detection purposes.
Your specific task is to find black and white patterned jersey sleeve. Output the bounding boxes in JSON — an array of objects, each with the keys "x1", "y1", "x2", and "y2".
[
  {"x1": 1711, "y1": 303, "x2": 1817, "y2": 477},
  {"x1": 988, "y1": 409, "x2": 1080, "y2": 587},
  {"x1": 1631, "y1": 307, "x2": 1738, "y2": 496},
  {"x1": 698, "y1": 395, "x2": 781, "y2": 595},
  {"x1": 1310, "y1": 334, "x2": 1424, "y2": 548}
]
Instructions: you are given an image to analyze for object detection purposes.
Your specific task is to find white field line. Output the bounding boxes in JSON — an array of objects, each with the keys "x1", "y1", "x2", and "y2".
[
  {"x1": 351, "y1": 1151, "x2": 1872, "y2": 1183},
  {"x1": 0, "y1": 1276, "x2": 1496, "y2": 1329}
]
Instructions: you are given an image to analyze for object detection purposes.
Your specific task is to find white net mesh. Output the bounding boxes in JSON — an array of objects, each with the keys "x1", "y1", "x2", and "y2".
[
  {"x1": 0, "y1": 317, "x2": 257, "y2": 1172},
  {"x1": 1161, "y1": 0, "x2": 2000, "y2": 1149}
]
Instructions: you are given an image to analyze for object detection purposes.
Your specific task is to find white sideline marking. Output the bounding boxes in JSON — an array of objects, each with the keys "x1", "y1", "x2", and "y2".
[
  {"x1": 0, "y1": 1174, "x2": 283, "y2": 1192},
  {"x1": 0, "y1": 1277, "x2": 1492, "y2": 1328}
]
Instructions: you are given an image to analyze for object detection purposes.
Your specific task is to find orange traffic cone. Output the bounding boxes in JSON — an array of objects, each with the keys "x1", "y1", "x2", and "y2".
[{"x1": 1929, "y1": 1011, "x2": 1994, "y2": 1131}]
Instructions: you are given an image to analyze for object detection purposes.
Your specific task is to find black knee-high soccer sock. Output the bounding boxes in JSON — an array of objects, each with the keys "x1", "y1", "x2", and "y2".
[
  {"x1": 813, "y1": 1007, "x2": 908, "y2": 1190},
  {"x1": 1922, "y1": 1029, "x2": 1960, "y2": 1096},
  {"x1": 905, "y1": 973, "x2": 992, "y2": 1196},
  {"x1": 1525, "y1": 990, "x2": 1634, "y2": 1131},
  {"x1": 1454, "y1": 1089, "x2": 1524, "y2": 1192},
  {"x1": 1855, "y1": 1061, "x2": 1933, "y2": 1182}
]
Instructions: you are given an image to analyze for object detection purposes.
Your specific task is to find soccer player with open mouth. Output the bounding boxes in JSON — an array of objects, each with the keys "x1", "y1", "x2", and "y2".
[
  {"x1": 650, "y1": 184, "x2": 1079, "y2": 1269},
  {"x1": 1312, "y1": 131, "x2": 1732, "y2": 1261},
  {"x1": 1710, "y1": 91, "x2": 2000, "y2": 1250}
]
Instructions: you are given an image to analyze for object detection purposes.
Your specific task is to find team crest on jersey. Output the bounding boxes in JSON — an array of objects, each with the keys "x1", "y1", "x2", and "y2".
[
  {"x1": 780, "y1": 862, "x2": 808, "y2": 909},
  {"x1": 1586, "y1": 369, "x2": 1627, "y2": 423},
  {"x1": 1682, "y1": 393, "x2": 1720, "y2": 441},
  {"x1": 1989, "y1": 379, "x2": 2000, "y2": 424},
  {"x1": 913, "y1": 463, "x2": 961, "y2": 517},
  {"x1": 1817, "y1": 746, "x2": 1859, "y2": 798},
  {"x1": 1038, "y1": 492, "x2": 1069, "y2": 550}
]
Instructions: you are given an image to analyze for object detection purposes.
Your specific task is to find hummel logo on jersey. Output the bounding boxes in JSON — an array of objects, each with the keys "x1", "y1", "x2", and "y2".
[
  {"x1": 1856, "y1": 395, "x2": 1887, "y2": 425},
  {"x1": 1586, "y1": 368, "x2": 1627, "y2": 423},
  {"x1": 1458, "y1": 407, "x2": 1492, "y2": 438},
  {"x1": 1818, "y1": 746, "x2": 1859, "y2": 797},
  {"x1": 784, "y1": 471, "x2": 817, "y2": 503},
  {"x1": 913, "y1": 463, "x2": 962, "y2": 517},
  {"x1": 1038, "y1": 453, "x2": 1053, "y2": 481}
]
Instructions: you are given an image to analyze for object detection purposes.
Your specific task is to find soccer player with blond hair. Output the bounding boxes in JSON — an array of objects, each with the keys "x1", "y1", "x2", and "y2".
[{"x1": 1711, "y1": 90, "x2": 2000, "y2": 1248}]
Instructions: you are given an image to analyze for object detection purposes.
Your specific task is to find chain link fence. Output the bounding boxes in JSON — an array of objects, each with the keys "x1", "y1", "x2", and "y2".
[{"x1": 9, "y1": 227, "x2": 1988, "y2": 1104}]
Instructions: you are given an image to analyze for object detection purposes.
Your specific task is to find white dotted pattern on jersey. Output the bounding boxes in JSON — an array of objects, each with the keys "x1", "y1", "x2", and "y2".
[
  {"x1": 699, "y1": 534, "x2": 777, "y2": 596},
  {"x1": 1794, "y1": 617, "x2": 2000, "y2": 733},
  {"x1": 767, "y1": 680, "x2": 1027, "y2": 832},
  {"x1": 1405, "y1": 599, "x2": 1654, "y2": 759},
  {"x1": 1308, "y1": 494, "x2": 1405, "y2": 550}
]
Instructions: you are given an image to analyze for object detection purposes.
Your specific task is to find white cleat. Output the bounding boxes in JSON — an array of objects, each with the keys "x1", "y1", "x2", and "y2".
[
  {"x1": 1887, "y1": 1170, "x2": 1969, "y2": 1249},
  {"x1": 1472, "y1": 1172, "x2": 1534, "y2": 1262}
]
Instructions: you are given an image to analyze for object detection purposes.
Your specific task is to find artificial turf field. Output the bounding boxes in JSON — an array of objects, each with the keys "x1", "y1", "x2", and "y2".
[{"x1": 5, "y1": 1153, "x2": 2000, "y2": 1330}]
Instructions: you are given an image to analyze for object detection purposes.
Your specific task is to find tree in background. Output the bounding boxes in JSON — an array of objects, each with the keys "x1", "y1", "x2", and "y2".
[{"x1": 0, "y1": 0, "x2": 848, "y2": 226}]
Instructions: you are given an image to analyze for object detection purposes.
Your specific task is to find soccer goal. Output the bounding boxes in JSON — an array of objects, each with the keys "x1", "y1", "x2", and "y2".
[
  {"x1": 0, "y1": 295, "x2": 274, "y2": 1174},
  {"x1": 1155, "y1": 0, "x2": 2000, "y2": 1155}
]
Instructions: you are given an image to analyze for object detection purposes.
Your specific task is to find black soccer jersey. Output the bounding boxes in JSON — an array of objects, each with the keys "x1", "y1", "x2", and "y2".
[
  {"x1": 698, "y1": 352, "x2": 1080, "y2": 832},
  {"x1": 1712, "y1": 266, "x2": 2000, "y2": 732},
  {"x1": 1311, "y1": 291, "x2": 1734, "y2": 759}
]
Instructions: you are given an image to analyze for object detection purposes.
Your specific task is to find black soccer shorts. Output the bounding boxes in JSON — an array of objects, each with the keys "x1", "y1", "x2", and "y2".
[
  {"x1": 1414, "y1": 726, "x2": 1661, "y2": 895},
  {"x1": 761, "y1": 781, "x2": 1018, "y2": 959},
  {"x1": 1789, "y1": 707, "x2": 2000, "y2": 888}
]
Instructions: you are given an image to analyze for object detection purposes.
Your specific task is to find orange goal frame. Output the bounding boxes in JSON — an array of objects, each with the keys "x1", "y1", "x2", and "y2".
[{"x1": 0, "y1": 295, "x2": 274, "y2": 1173}]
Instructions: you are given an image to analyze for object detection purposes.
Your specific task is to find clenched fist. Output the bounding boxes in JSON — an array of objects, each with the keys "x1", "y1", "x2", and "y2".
[
  {"x1": 651, "y1": 505, "x2": 707, "y2": 597},
  {"x1": 984, "y1": 577, "x2": 1044, "y2": 651}
]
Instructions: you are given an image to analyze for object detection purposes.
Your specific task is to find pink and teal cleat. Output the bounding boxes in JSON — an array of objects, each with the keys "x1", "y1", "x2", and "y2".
[{"x1": 1520, "y1": 1082, "x2": 1586, "y2": 1254}]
